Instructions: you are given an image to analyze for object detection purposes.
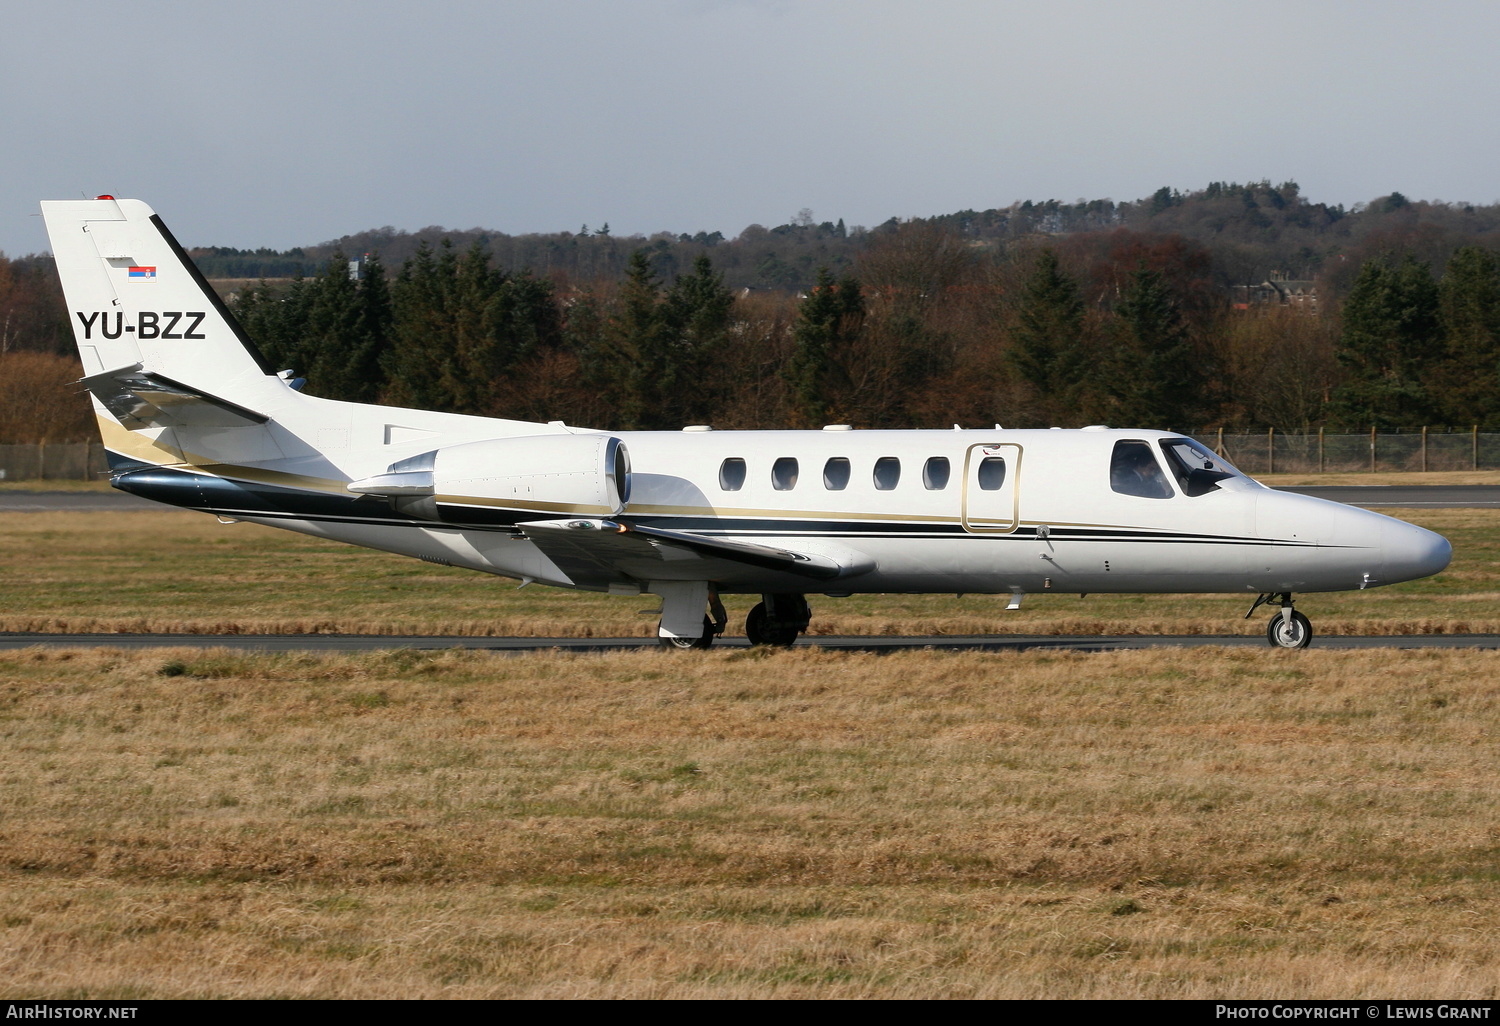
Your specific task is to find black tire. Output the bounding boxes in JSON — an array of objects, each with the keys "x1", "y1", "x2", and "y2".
[
  {"x1": 745, "y1": 602, "x2": 799, "y2": 647},
  {"x1": 659, "y1": 615, "x2": 715, "y2": 650},
  {"x1": 1266, "y1": 610, "x2": 1312, "y2": 649}
]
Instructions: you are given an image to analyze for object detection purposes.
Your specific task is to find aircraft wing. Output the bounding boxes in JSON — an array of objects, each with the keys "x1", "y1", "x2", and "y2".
[
  {"x1": 80, "y1": 363, "x2": 268, "y2": 431},
  {"x1": 516, "y1": 518, "x2": 857, "y2": 583}
]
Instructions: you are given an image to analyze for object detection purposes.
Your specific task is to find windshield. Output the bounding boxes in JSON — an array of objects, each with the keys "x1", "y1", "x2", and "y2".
[{"x1": 1158, "y1": 438, "x2": 1240, "y2": 497}]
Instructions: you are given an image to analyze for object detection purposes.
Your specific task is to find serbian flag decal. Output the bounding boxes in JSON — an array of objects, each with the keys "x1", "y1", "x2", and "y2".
[{"x1": 128, "y1": 266, "x2": 156, "y2": 280}]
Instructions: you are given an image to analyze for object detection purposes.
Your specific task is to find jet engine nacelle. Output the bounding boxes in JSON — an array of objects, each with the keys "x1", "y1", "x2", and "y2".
[{"x1": 348, "y1": 433, "x2": 631, "y2": 521}]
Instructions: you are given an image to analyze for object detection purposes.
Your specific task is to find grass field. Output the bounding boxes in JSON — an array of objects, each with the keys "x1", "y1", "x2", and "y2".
[
  {"x1": 1, "y1": 487, "x2": 1497, "y2": 997},
  {"x1": 0, "y1": 645, "x2": 1496, "y2": 998},
  {"x1": 0, "y1": 505, "x2": 1493, "y2": 638},
  {"x1": 0, "y1": 480, "x2": 117, "y2": 492}
]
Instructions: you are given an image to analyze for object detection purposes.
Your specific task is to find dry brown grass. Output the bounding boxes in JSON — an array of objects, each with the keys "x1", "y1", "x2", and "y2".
[
  {"x1": 0, "y1": 480, "x2": 114, "y2": 492},
  {"x1": 0, "y1": 645, "x2": 1496, "y2": 998}
]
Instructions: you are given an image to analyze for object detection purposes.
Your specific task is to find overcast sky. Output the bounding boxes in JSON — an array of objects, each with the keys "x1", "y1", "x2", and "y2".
[{"x1": 3, "y1": 0, "x2": 1498, "y2": 256}]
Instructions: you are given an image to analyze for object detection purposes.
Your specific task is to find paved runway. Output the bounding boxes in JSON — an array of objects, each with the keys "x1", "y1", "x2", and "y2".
[
  {"x1": 0, "y1": 631, "x2": 1494, "y2": 653},
  {"x1": 5, "y1": 485, "x2": 1500, "y2": 512},
  {"x1": 1279, "y1": 485, "x2": 1500, "y2": 507}
]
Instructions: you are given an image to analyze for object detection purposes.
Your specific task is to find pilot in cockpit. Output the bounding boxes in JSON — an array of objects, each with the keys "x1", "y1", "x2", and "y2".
[{"x1": 1110, "y1": 441, "x2": 1175, "y2": 499}]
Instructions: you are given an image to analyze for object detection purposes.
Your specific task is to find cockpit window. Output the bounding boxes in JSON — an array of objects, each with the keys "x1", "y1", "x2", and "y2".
[
  {"x1": 1110, "y1": 440, "x2": 1174, "y2": 499},
  {"x1": 1158, "y1": 438, "x2": 1238, "y2": 497}
]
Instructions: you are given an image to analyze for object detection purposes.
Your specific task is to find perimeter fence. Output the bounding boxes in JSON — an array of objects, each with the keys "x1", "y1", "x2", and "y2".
[
  {"x1": 0, "y1": 443, "x2": 111, "y2": 482},
  {"x1": 1204, "y1": 429, "x2": 1500, "y2": 475},
  {"x1": 1, "y1": 434, "x2": 1499, "y2": 482}
]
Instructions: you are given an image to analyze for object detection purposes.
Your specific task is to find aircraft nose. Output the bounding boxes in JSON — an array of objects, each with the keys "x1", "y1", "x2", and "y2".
[{"x1": 1381, "y1": 518, "x2": 1452, "y2": 584}]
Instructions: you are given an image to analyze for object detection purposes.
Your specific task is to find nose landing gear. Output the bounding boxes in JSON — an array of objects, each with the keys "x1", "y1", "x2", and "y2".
[{"x1": 1247, "y1": 592, "x2": 1313, "y2": 649}]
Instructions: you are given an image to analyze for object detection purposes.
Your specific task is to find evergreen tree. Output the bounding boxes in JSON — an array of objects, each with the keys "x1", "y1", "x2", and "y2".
[
  {"x1": 595, "y1": 251, "x2": 668, "y2": 429},
  {"x1": 385, "y1": 240, "x2": 458, "y2": 410},
  {"x1": 235, "y1": 273, "x2": 311, "y2": 377},
  {"x1": 336, "y1": 254, "x2": 392, "y2": 403},
  {"x1": 1329, "y1": 255, "x2": 1440, "y2": 428},
  {"x1": 785, "y1": 267, "x2": 863, "y2": 426},
  {"x1": 1007, "y1": 249, "x2": 1088, "y2": 422},
  {"x1": 488, "y1": 270, "x2": 562, "y2": 365},
  {"x1": 1432, "y1": 246, "x2": 1500, "y2": 426},
  {"x1": 300, "y1": 251, "x2": 363, "y2": 399},
  {"x1": 234, "y1": 253, "x2": 390, "y2": 403},
  {"x1": 593, "y1": 252, "x2": 736, "y2": 429},
  {"x1": 444, "y1": 242, "x2": 506, "y2": 412},
  {"x1": 1107, "y1": 265, "x2": 1204, "y2": 429},
  {"x1": 659, "y1": 255, "x2": 734, "y2": 426},
  {"x1": 383, "y1": 240, "x2": 563, "y2": 415}
]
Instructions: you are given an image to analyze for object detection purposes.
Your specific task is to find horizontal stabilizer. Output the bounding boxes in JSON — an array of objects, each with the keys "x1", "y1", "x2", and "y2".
[
  {"x1": 80, "y1": 363, "x2": 269, "y2": 431},
  {"x1": 518, "y1": 518, "x2": 866, "y2": 582}
]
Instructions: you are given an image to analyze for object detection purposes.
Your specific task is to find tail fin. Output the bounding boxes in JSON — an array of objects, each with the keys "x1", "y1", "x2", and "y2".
[
  {"x1": 41, "y1": 197, "x2": 285, "y2": 396},
  {"x1": 42, "y1": 198, "x2": 294, "y2": 468}
]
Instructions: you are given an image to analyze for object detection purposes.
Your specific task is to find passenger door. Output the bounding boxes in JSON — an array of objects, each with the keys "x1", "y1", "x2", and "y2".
[{"x1": 961, "y1": 443, "x2": 1022, "y2": 533}]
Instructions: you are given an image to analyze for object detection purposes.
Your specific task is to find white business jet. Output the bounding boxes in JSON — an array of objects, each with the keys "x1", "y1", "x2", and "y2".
[{"x1": 41, "y1": 198, "x2": 1451, "y2": 649}]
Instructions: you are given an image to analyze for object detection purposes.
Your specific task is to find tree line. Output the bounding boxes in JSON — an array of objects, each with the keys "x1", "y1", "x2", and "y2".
[
  {"x1": 229, "y1": 225, "x2": 1500, "y2": 434},
  {"x1": 5, "y1": 180, "x2": 1500, "y2": 440}
]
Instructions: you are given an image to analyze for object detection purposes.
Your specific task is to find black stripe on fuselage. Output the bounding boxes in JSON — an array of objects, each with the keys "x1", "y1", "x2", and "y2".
[{"x1": 112, "y1": 461, "x2": 1325, "y2": 549}]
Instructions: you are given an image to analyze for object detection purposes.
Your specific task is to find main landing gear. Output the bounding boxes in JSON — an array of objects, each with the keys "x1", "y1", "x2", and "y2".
[
  {"x1": 653, "y1": 586, "x2": 811, "y2": 650},
  {"x1": 655, "y1": 582, "x2": 727, "y2": 650},
  {"x1": 659, "y1": 615, "x2": 719, "y2": 650},
  {"x1": 1247, "y1": 592, "x2": 1313, "y2": 649},
  {"x1": 745, "y1": 593, "x2": 811, "y2": 647}
]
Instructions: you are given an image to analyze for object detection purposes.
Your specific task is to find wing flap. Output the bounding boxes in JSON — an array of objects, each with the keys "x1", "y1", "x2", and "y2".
[{"x1": 517, "y1": 518, "x2": 861, "y2": 582}]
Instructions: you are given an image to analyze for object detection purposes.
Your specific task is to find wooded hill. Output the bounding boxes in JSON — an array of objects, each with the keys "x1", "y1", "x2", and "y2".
[{"x1": 187, "y1": 180, "x2": 1500, "y2": 295}]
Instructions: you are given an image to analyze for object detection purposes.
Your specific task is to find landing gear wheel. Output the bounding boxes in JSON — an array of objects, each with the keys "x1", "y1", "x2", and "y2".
[
  {"x1": 659, "y1": 615, "x2": 716, "y2": 650},
  {"x1": 745, "y1": 602, "x2": 799, "y2": 647},
  {"x1": 1266, "y1": 610, "x2": 1312, "y2": 649}
]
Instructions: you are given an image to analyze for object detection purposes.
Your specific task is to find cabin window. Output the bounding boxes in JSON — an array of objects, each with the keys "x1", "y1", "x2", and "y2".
[
  {"x1": 823, "y1": 457, "x2": 851, "y2": 490},
  {"x1": 1110, "y1": 440, "x2": 1174, "y2": 499},
  {"x1": 719, "y1": 458, "x2": 746, "y2": 491},
  {"x1": 976, "y1": 456, "x2": 1006, "y2": 490},
  {"x1": 772, "y1": 457, "x2": 799, "y2": 490},
  {"x1": 873, "y1": 457, "x2": 901, "y2": 490},
  {"x1": 1158, "y1": 438, "x2": 1236, "y2": 497},
  {"x1": 923, "y1": 456, "x2": 950, "y2": 490}
]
